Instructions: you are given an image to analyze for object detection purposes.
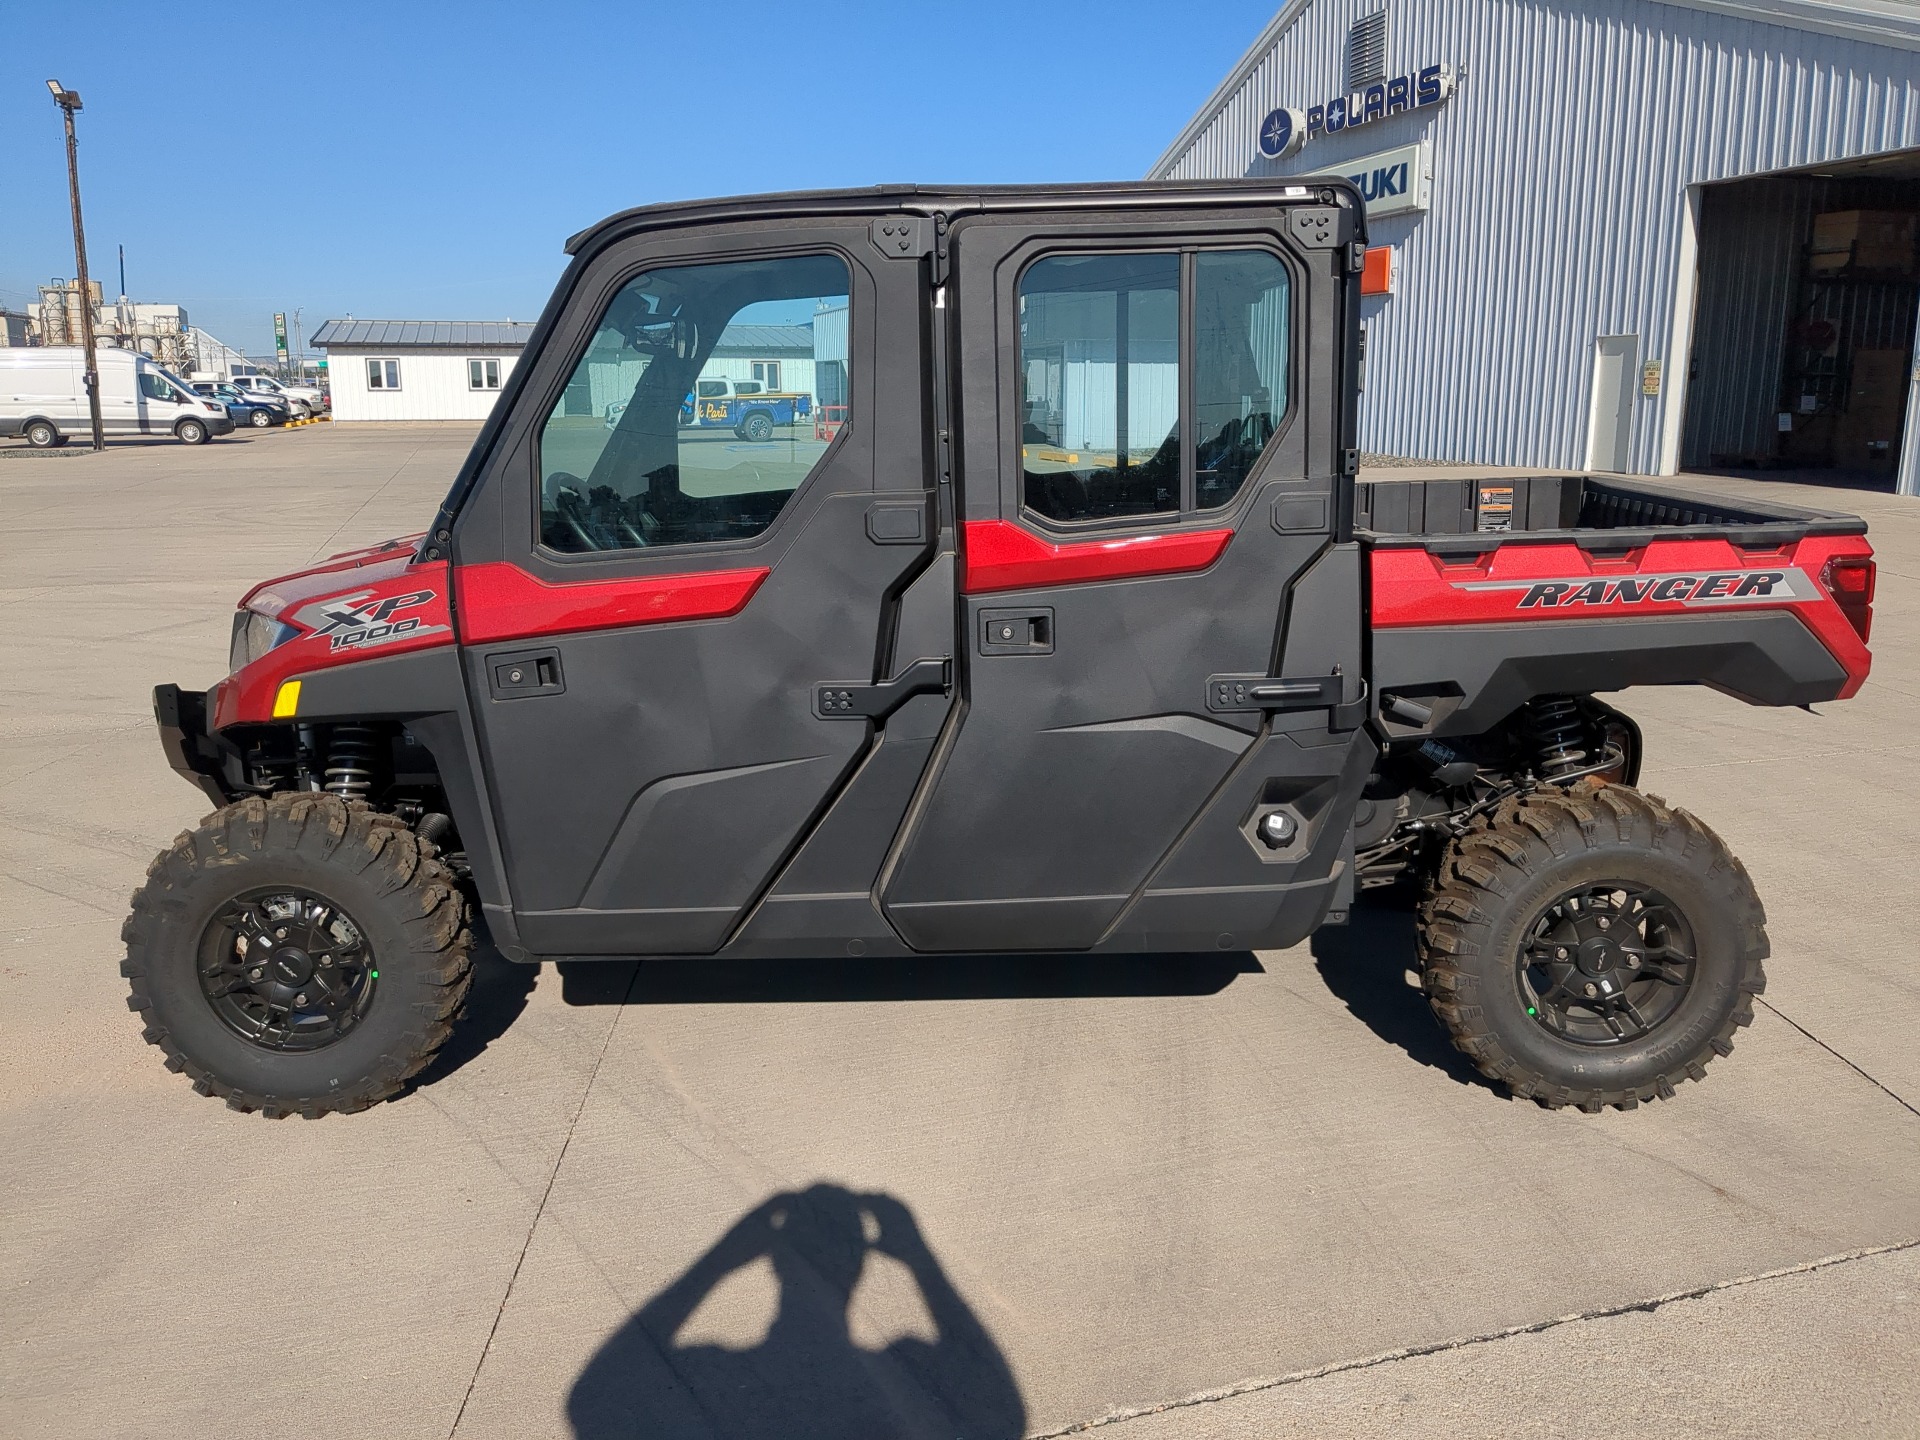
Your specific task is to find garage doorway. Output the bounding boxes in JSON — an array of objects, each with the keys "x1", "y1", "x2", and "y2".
[{"x1": 1682, "y1": 149, "x2": 1920, "y2": 494}]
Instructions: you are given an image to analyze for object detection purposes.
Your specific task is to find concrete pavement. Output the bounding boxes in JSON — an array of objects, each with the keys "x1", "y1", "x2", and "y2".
[{"x1": 2, "y1": 425, "x2": 1915, "y2": 1437}]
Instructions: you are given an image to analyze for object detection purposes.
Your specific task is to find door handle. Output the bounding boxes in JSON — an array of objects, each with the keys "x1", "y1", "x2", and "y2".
[{"x1": 816, "y1": 657, "x2": 951, "y2": 720}]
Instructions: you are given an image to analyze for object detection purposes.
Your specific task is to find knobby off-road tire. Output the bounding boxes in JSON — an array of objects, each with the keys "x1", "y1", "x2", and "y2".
[
  {"x1": 1418, "y1": 784, "x2": 1767, "y2": 1112},
  {"x1": 123, "y1": 794, "x2": 472, "y2": 1118}
]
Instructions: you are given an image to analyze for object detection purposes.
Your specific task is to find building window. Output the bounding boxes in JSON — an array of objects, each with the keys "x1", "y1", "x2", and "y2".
[
  {"x1": 750, "y1": 360, "x2": 781, "y2": 390},
  {"x1": 468, "y1": 358, "x2": 502, "y2": 390},
  {"x1": 1018, "y1": 248, "x2": 1292, "y2": 524},
  {"x1": 366, "y1": 358, "x2": 401, "y2": 390},
  {"x1": 538, "y1": 252, "x2": 851, "y2": 554}
]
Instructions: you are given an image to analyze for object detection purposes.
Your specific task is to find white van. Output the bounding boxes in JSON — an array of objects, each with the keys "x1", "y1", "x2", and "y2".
[{"x1": 0, "y1": 347, "x2": 236, "y2": 447}]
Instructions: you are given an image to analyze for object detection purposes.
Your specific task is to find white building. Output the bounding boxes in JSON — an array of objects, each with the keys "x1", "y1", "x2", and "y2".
[
  {"x1": 1152, "y1": 0, "x2": 1920, "y2": 495},
  {"x1": 310, "y1": 320, "x2": 534, "y2": 421}
]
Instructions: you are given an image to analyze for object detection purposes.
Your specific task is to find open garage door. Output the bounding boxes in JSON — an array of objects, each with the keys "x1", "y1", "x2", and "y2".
[{"x1": 1682, "y1": 149, "x2": 1920, "y2": 497}]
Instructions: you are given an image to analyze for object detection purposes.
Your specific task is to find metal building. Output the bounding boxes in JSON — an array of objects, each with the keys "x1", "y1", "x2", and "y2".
[
  {"x1": 310, "y1": 320, "x2": 535, "y2": 422},
  {"x1": 1150, "y1": 0, "x2": 1920, "y2": 496}
]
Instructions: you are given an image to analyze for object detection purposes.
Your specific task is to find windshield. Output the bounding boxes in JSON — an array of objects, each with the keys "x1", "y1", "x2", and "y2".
[{"x1": 141, "y1": 367, "x2": 198, "y2": 402}]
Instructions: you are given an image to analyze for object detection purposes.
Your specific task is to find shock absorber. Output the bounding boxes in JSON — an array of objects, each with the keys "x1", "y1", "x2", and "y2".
[
  {"x1": 323, "y1": 725, "x2": 379, "y2": 800},
  {"x1": 1525, "y1": 696, "x2": 1590, "y2": 781}
]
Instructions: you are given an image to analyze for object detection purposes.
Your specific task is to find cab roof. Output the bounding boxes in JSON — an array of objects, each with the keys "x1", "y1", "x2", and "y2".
[{"x1": 564, "y1": 177, "x2": 1354, "y2": 255}]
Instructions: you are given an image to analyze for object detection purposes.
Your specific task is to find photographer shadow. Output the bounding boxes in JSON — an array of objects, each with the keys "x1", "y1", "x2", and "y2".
[{"x1": 568, "y1": 1184, "x2": 1024, "y2": 1440}]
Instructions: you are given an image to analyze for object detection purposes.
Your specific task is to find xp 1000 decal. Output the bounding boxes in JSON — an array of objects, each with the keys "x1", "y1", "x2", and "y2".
[{"x1": 292, "y1": 587, "x2": 450, "y2": 652}]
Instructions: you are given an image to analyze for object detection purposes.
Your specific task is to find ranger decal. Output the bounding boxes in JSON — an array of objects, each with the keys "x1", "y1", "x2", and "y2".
[{"x1": 1458, "y1": 568, "x2": 1818, "y2": 611}]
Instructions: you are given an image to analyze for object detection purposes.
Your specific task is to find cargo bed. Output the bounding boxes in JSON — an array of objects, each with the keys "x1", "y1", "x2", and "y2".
[{"x1": 1354, "y1": 473, "x2": 1867, "y2": 551}]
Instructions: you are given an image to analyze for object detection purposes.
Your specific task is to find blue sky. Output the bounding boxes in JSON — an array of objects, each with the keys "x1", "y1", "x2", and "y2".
[{"x1": 3, "y1": 1, "x2": 1274, "y2": 356}]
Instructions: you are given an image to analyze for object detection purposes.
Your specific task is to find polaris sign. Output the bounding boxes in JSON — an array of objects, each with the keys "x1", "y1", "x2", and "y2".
[{"x1": 1258, "y1": 62, "x2": 1455, "y2": 159}]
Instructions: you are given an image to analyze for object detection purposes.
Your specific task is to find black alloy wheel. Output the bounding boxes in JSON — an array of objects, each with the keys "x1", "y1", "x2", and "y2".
[
  {"x1": 1419, "y1": 784, "x2": 1767, "y2": 1111},
  {"x1": 1517, "y1": 882, "x2": 1697, "y2": 1045},
  {"x1": 197, "y1": 888, "x2": 378, "y2": 1051}
]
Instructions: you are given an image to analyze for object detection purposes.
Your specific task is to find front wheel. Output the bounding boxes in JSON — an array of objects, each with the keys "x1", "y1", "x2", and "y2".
[
  {"x1": 1418, "y1": 785, "x2": 1766, "y2": 1111},
  {"x1": 250, "y1": 407, "x2": 273, "y2": 427},
  {"x1": 123, "y1": 794, "x2": 473, "y2": 1117},
  {"x1": 176, "y1": 417, "x2": 209, "y2": 445}
]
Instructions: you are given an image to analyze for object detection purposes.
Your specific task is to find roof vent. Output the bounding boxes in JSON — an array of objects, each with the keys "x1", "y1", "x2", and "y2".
[{"x1": 1348, "y1": 11, "x2": 1388, "y2": 92}]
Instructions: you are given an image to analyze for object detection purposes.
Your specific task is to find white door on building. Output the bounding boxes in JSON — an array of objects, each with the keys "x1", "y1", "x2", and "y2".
[{"x1": 1587, "y1": 334, "x2": 1638, "y2": 473}]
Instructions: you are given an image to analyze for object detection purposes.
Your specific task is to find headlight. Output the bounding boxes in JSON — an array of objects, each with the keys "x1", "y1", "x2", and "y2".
[{"x1": 229, "y1": 609, "x2": 300, "y2": 672}]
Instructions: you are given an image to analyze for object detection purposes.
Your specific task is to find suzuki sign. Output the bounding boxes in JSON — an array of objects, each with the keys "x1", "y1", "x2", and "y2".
[{"x1": 1340, "y1": 141, "x2": 1430, "y2": 220}]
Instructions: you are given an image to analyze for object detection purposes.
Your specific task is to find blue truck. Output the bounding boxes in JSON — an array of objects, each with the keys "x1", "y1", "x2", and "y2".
[{"x1": 680, "y1": 378, "x2": 812, "y2": 441}]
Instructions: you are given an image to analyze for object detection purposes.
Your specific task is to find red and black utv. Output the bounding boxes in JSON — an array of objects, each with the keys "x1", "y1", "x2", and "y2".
[{"x1": 127, "y1": 180, "x2": 1875, "y2": 1117}]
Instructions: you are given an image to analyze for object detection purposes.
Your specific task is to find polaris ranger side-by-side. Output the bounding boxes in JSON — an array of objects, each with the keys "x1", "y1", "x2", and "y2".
[{"x1": 127, "y1": 181, "x2": 1877, "y2": 1118}]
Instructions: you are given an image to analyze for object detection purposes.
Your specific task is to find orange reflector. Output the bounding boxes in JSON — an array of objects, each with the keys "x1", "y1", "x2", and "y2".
[
  {"x1": 272, "y1": 680, "x2": 301, "y2": 718},
  {"x1": 1361, "y1": 245, "x2": 1395, "y2": 296}
]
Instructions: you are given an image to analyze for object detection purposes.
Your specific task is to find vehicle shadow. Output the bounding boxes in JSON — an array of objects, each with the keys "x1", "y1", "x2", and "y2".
[
  {"x1": 404, "y1": 922, "x2": 539, "y2": 1091},
  {"x1": 1310, "y1": 897, "x2": 1486, "y2": 1089},
  {"x1": 557, "y1": 950, "x2": 1261, "y2": 1006},
  {"x1": 567, "y1": 1183, "x2": 1025, "y2": 1440}
]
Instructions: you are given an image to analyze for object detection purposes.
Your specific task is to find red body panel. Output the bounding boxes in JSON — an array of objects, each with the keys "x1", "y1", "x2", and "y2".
[
  {"x1": 960, "y1": 519, "x2": 1233, "y2": 593},
  {"x1": 215, "y1": 559, "x2": 454, "y2": 729},
  {"x1": 1370, "y1": 532, "x2": 1874, "y2": 698},
  {"x1": 453, "y1": 561, "x2": 770, "y2": 644}
]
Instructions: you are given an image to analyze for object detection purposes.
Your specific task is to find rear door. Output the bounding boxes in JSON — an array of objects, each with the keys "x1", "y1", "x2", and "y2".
[
  {"x1": 452, "y1": 215, "x2": 936, "y2": 956},
  {"x1": 879, "y1": 199, "x2": 1372, "y2": 953}
]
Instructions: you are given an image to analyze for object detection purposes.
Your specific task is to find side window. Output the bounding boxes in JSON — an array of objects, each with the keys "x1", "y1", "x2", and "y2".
[
  {"x1": 539, "y1": 253, "x2": 850, "y2": 554},
  {"x1": 1019, "y1": 253, "x2": 1180, "y2": 522},
  {"x1": 1017, "y1": 247, "x2": 1292, "y2": 525},
  {"x1": 367, "y1": 359, "x2": 400, "y2": 390},
  {"x1": 137, "y1": 372, "x2": 176, "y2": 402},
  {"x1": 1195, "y1": 251, "x2": 1291, "y2": 509}
]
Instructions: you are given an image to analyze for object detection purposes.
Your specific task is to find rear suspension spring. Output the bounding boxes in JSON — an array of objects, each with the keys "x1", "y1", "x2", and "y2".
[
  {"x1": 1525, "y1": 696, "x2": 1590, "y2": 781},
  {"x1": 323, "y1": 725, "x2": 379, "y2": 800}
]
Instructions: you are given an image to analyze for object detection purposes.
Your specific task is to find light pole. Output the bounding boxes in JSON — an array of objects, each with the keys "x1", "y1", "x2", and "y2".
[
  {"x1": 293, "y1": 307, "x2": 304, "y2": 381},
  {"x1": 48, "y1": 79, "x2": 103, "y2": 452}
]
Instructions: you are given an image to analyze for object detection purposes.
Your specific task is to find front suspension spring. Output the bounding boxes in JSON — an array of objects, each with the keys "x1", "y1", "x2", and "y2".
[{"x1": 323, "y1": 725, "x2": 379, "y2": 799}]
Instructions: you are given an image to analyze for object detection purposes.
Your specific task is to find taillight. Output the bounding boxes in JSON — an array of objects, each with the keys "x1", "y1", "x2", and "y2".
[{"x1": 1822, "y1": 556, "x2": 1875, "y2": 643}]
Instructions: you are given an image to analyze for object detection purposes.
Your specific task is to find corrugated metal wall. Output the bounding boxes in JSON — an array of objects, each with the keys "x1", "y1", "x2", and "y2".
[{"x1": 1155, "y1": 0, "x2": 1920, "y2": 473}]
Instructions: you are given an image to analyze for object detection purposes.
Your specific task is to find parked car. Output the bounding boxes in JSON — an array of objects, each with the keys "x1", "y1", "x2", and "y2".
[
  {"x1": 190, "y1": 382, "x2": 288, "y2": 428},
  {"x1": 229, "y1": 373, "x2": 324, "y2": 419},
  {"x1": 0, "y1": 347, "x2": 234, "y2": 445}
]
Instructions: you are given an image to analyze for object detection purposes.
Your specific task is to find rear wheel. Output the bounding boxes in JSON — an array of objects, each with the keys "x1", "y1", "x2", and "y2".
[
  {"x1": 1418, "y1": 785, "x2": 1766, "y2": 1111},
  {"x1": 123, "y1": 794, "x2": 473, "y2": 1117},
  {"x1": 25, "y1": 419, "x2": 59, "y2": 449},
  {"x1": 176, "y1": 417, "x2": 209, "y2": 445},
  {"x1": 739, "y1": 410, "x2": 774, "y2": 442}
]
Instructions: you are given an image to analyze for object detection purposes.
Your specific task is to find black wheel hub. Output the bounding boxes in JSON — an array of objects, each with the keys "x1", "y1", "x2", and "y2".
[
  {"x1": 198, "y1": 889, "x2": 377, "y2": 1052},
  {"x1": 1518, "y1": 882, "x2": 1697, "y2": 1046}
]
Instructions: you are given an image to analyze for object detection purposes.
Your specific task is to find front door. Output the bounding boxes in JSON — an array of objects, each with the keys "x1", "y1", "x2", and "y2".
[
  {"x1": 454, "y1": 220, "x2": 934, "y2": 955},
  {"x1": 878, "y1": 206, "x2": 1370, "y2": 953}
]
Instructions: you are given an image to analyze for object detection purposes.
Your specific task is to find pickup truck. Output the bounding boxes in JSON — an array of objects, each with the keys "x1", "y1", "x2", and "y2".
[
  {"x1": 681, "y1": 378, "x2": 812, "y2": 440},
  {"x1": 127, "y1": 180, "x2": 1875, "y2": 1120}
]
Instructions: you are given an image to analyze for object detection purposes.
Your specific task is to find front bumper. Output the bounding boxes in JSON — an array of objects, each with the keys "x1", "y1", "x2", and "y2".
[
  {"x1": 210, "y1": 415, "x2": 237, "y2": 436},
  {"x1": 154, "y1": 684, "x2": 240, "y2": 805}
]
